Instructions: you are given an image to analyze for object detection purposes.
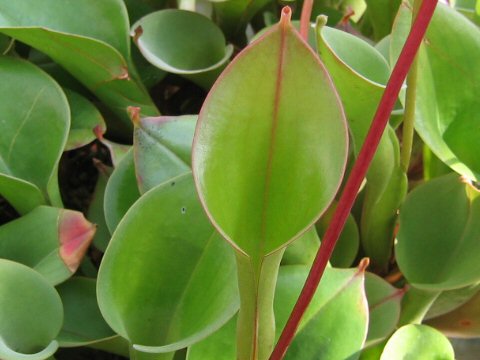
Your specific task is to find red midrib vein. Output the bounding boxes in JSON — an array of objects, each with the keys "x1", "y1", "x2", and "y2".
[{"x1": 252, "y1": 12, "x2": 289, "y2": 360}]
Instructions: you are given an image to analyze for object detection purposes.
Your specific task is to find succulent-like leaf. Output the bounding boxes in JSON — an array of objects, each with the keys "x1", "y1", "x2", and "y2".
[
  {"x1": 57, "y1": 277, "x2": 117, "y2": 347},
  {"x1": 0, "y1": 259, "x2": 63, "y2": 359},
  {"x1": 64, "y1": 89, "x2": 106, "y2": 151},
  {"x1": 396, "y1": 173, "x2": 480, "y2": 290},
  {"x1": 132, "y1": 10, "x2": 233, "y2": 89},
  {"x1": 188, "y1": 263, "x2": 369, "y2": 360},
  {"x1": 426, "y1": 290, "x2": 480, "y2": 338},
  {"x1": 364, "y1": 273, "x2": 404, "y2": 346},
  {"x1": 0, "y1": 206, "x2": 96, "y2": 285},
  {"x1": 98, "y1": 173, "x2": 239, "y2": 352},
  {"x1": 316, "y1": 203, "x2": 360, "y2": 268},
  {"x1": 275, "y1": 263, "x2": 368, "y2": 360},
  {"x1": 88, "y1": 161, "x2": 112, "y2": 252},
  {"x1": 193, "y1": 9, "x2": 348, "y2": 260},
  {"x1": 391, "y1": 3, "x2": 480, "y2": 180},
  {"x1": 0, "y1": 0, "x2": 158, "y2": 137},
  {"x1": 104, "y1": 149, "x2": 140, "y2": 233},
  {"x1": 0, "y1": 56, "x2": 69, "y2": 213},
  {"x1": 133, "y1": 115, "x2": 196, "y2": 194},
  {"x1": 425, "y1": 283, "x2": 480, "y2": 320},
  {"x1": 380, "y1": 324, "x2": 455, "y2": 360},
  {"x1": 316, "y1": 22, "x2": 407, "y2": 271}
]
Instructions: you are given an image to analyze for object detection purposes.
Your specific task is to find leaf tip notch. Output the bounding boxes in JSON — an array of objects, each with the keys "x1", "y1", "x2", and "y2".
[
  {"x1": 315, "y1": 15, "x2": 328, "y2": 30},
  {"x1": 59, "y1": 210, "x2": 96, "y2": 272},
  {"x1": 128, "y1": 106, "x2": 142, "y2": 126},
  {"x1": 358, "y1": 257, "x2": 370, "y2": 273},
  {"x1": 280, "y1": 6, "x2": 292, "y2": 28}
]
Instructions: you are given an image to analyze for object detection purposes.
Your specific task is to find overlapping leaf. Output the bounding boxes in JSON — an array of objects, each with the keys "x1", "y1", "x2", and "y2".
[
  {"x1": 132, "y1": 10, "x2": 233, "y2": 89},
  {"x1": 391, "y1": 3, "x2": 480, "y2": 180},
  {"x1": 0, "y1": 206, "x2": 96, "y2": 285},
  {"x1": 380, "y1": 324, "x2": 454, "y2": 360},
  {"x1": 396, "y1": 173, "x2": 480, "y2": 290},
  {"x1": 0, "y1": 57, "x2": 69, "y2": 213},
  {"x1": 98, "y1": 174, "x2": 238, "y2": 352},
  {"x1": 193, "y1": 11, "x2": 348, "y2": 259},
  {"x1": 0, "y1": 0, "x2": 158, "y2": 137},
  {"x1": 0, "y1": 259, "x2": 63, "y2": 360}
]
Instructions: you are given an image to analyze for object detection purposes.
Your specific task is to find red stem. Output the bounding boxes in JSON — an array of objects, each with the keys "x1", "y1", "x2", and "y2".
[
  {"x1": 299, "y1": 0, "x2": 313, "y2": 40},
  {"x1": 269, "y1": 1, "x2": 438, "y2": 358}
]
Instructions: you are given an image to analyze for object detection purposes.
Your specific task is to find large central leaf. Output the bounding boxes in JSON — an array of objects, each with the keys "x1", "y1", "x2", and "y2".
[{"x1": 192, "y1": 8, "x2": 348, "y2": 258}]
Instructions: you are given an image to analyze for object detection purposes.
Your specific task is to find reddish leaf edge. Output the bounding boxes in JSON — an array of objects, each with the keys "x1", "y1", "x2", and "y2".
[
  {"x1": 270, "y1": 1, "x2": 438, "y2": 358},
  {"x1": 191, "y1": 6, "x2": 348, "y2": 258}
]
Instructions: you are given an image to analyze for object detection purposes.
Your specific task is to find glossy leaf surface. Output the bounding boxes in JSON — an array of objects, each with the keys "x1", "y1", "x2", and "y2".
[
  {"x1": 134, "y1": 115, "x2": 196, "y2": 193},
  {"x1": 98, "y1": 174, "x2": 238, "y2": 351},
  {"x1": 275, "y1": 264, "x2": 368, "y2": 360},
  {"x1": 364, "y1": 273, "x2": 403, "y2": 346},
  {"x1": 316, "y1": 22, "x2": 406, "y2": 271},
  {"x1": 0, "y1": 0, "x2": 158, "y2": 136},
  {"x1": 425, "y1": 283, "x2": 480, "y2": 320},
  {"x1": 64, "y1": 89, "x2": 106, "y2": 151},
  {"x1": 396, "y1": 174, "x2": 480, "y2": 290},
  {"x1": 316, "y1": 21, "x2": 390, "y2": 152},
  {"x1": 0, "y1": 259, "x2": 63, "y2": 358},
  {"x1": 188, "y1": 264, "x2": 368, "y2": 360},
  {"x1": 426, "y1": 290, "x2": 480, "y2": 338},
  {"x1": 87, "y1": 162, "x2": 112, "y2": 253},
  {"x1": 391, "y1": 3, "x2": 480, "y2": 180},
  {"x1": 0, "y1": 56, "x2": 69, "y2": 213},
  {"x1": 380, "y1": 324, "x2": 454, "y2": 360},
  {"x1": 316, "y1": 203, "x2": 360, "y2": 268},
  {"x1": 0, "y1": 206, "x2": 95, "y2": 285},
  {"x1": 193, "y1": 12, "x2": 348, "y2": 258},
  {"x1": 57, "y1": 277, "x2": 116, "y2": 347},
  {"x1": 132, "y1": 10, "x2": 233, "y2": 88},
  {"x1": 104, "y1": 149, "x2": 140, "y2": 233}
]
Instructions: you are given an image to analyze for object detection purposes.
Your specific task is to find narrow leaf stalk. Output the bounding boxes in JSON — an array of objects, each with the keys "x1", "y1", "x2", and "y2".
[
  {"x1": 400, "y1": 0, "x2": 422, "y2": 172},
  {"x1": 236, "y1": 249, "x2": 285, "y2": 360},
  {"x1": 270, "y1": 1, "x2": 438, "y2": 358}
]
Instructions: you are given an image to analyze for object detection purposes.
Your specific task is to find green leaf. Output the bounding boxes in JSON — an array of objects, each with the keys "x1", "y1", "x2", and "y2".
[
  {"x1": 316, "y1": 203, "x2": 360, "y2": 268},
  {"x1": 186, "y1": 316, "x2": 237, "y2": 360},
  {"x1": 132, "y1": 10, "x2": 233, "y2": 89},
  {"x1": 0, "y1": 259, "x2": 63, "y2": 358},
  {"x1": 275, "y1": 264, "x2": 368, "y2": 360},
  {"x1": 398, "y1": 286, "x2": 440, "y2": 326},
  {"x1": 395, "y1": 173, "x2": 480, "y2": 290},
  {"x1": 362, "y1": 0, "x2": 402, "y2": 40},
  {"x1": 391, "y1": 3, "x2": 480, "y2": 180},
  {"x1": 188, "y1": 263, "x2": 369, "y2": 360},
  {"x1": 64, "y1": 89, "x2": 106, "y2": 151},
  {"x1": 360, "y1": 127, "x2": 407, "y2": 272},
  {"x1": 316, "y1": 22, "x2": 406, "y2": 271},
  {"x1": 193, "y1": 11, "x2": 348, "y2": 260},
  {"x1": 57, "y1": 277, "x2": 116, "y2": 347},
  {"x1": 0, "y1": 33, "x2": 12, "y2": 54},
  {"x1": 134, "y1": 115, "x2": 196, "y2": 194},
  {"x1": 425, "y1": 283, "x2": 480, "y2": 320},
  {"x1": 0, "y1": 206, "x2": 96, "y2": 285},
  {"x1": 98, "y1": 173, "x2": 239, "y2": 352},
  {"x1": 0, "y1": 0, "x2": 158, "y2": 138},
  {"x1": 0, "y1": 56, "x2": 69, "y2": 213},
  {"x1": 380, "y1": 324, "x2": 455, "y2": 360},
  {"x1": 426, "y1": 289, "x2": 480, "y2": 338},
  {"x1": 104, "y1": 149, "x2": 140, "y2": 233},
  {"x1": 316, "y1": 20, "x2": 390, "y2": 153},
  {"x1": 88, "y1": 161, "x2": 112, "y2": 253},
  {"x1": 364, "y1": 273, "x2": 403, "y2": 346},
  {"x1": 282, "y1": 227, "x2": 321, "y2": 266}
]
